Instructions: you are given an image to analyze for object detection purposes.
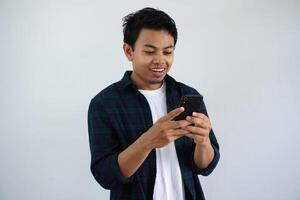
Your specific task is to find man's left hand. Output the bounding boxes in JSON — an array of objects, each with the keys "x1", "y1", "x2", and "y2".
[{"x1": 181, "y1": 112, "x2": 212, "y2": 146}]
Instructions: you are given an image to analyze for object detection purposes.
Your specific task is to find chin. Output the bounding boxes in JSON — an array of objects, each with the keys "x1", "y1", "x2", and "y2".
[{"x1": 148, "y1": 79, "x2": 164, "y2": 84}]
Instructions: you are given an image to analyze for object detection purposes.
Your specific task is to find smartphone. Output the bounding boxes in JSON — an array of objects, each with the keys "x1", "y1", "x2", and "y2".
[{"x1": 173, "y1": 95, "x2": 203, "y2": 121}]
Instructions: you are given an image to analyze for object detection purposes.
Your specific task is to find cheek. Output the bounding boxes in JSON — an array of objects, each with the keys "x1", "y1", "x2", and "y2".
[
  {"x1": 166, "y1": 56, "x2": 174, "y2": 66},
  {"x1": 133, "y1": 57, "x2": 152, "y2": 71},
  {"x1": 136, "y1": 52, "x2": 148, "y2": 61},
  {"x1": 139, "y1": 56, "x2": 153, "y2": 66}
]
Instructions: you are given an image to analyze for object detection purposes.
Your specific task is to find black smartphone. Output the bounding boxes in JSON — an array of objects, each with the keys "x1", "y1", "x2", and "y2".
[{"x1": 173, "y1": 95, "x2": 203, "y2": 121}]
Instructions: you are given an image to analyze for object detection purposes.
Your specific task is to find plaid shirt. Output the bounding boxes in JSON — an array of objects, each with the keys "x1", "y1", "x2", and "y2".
[{"x1": 88, "y1": 71, "x2": 220, "y2": 200}]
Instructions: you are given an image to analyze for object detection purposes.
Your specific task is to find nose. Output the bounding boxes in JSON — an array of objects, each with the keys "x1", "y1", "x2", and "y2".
[{"x1": 153, "y1": 53, "x2": 166, "y2": 65}]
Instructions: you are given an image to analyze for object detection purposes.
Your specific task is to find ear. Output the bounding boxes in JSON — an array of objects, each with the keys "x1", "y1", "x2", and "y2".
[{"x1": 123, "y1": 43, "x2": 134, "y2": 61}]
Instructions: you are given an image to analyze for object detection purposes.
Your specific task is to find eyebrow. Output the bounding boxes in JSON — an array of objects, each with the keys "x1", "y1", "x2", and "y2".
[{"x1": 143, "y1": 44, "x2": 175, "y2": 50}]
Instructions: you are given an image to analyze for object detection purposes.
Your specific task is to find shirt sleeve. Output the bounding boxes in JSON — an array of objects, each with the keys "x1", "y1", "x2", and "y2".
[
  {"x1": 87, "y1": 99, "x2": 133, "y2": 189},
  {"x1": 192, "y1": 100, "x2": 220, "y2": 176}
]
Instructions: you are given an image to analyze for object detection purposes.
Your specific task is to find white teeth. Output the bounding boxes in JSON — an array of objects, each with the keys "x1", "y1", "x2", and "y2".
[{"x1": 152, "y1": 68, "x2": 164, "y2": 72}]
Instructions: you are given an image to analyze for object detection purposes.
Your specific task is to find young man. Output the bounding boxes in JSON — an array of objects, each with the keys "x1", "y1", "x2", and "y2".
[{"x1": 88, "y1": 7, "x2": 220, "y2": 200}]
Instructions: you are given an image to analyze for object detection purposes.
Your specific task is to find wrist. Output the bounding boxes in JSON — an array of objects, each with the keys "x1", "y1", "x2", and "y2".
[
  {"x1": 195, "y1": 137, "x2": 211, "y2": 148},
  {"x1": 137, "y1": 132, "x2": 154, "y2": 152}
]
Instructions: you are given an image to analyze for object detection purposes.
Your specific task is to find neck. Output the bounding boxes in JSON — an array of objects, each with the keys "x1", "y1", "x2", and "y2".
[{"x1": 130, "y1": 72, "x2": 163, "y2": 90}]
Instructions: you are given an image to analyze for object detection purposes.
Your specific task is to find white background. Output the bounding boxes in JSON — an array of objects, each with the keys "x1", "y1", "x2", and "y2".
[{"x1": 1, "y1": 0, "x2": 300, "y2": 199}]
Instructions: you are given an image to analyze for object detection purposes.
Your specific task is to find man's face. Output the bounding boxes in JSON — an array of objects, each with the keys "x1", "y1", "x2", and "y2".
[{"x1": 123, "y1": 28, "x2": 175, "y2": 90}]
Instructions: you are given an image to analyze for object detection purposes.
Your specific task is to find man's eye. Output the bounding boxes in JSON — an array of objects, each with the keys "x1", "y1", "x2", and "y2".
[
  {"x1": 164, "y1": 52, "x2": 172, "y2": 55},
  {"x1": 144, "y1": 51, "x2": 155, "y2": 54}
]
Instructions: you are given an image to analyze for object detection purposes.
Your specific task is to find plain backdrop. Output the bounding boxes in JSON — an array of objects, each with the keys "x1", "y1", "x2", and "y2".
[{"x1": 1, "y1": 0, "x2": 300, "y2": 199}]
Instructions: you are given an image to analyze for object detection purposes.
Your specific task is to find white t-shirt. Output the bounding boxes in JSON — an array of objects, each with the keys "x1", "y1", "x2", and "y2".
[{"x1": 139, "y1": 82, "x2": 185, "y2": 200}]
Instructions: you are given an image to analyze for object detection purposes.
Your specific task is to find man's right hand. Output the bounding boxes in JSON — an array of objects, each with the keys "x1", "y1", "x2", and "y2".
[
  {"x1": 118, "y1": 107, "x2": 191, "y2": 177},
  {"x1": 142, "y1": 107, "x2": 192, "y2": 150}
]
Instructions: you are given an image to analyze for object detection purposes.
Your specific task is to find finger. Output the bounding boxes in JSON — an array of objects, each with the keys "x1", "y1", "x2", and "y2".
[
  {"x1": 185, "y1": 133, "x2": 196, "y2": 140},
  {"x1": 170, "y1": 135, "x2": 184, "y2": 141},
  {"x1": 170, "y1": 132, "x2": 191, "y2": 141},
  {"x1": 186, "y1": 116, "x2": 209, "y2": 129},
  {"x1": 181, "y1": 126, "x2": 208, "y2": 136},
  {"x1": 169, "y1": 129, "x2": 191, "y2": 137},
  {"x1": 169, "y1": 120, "x2": 192, "y2": 129},
  {"x1": 161, "y1": 107, "x2": 184, "y2": 121},
  {"x1": 192, "y1": 112, "x2": 209, "y2": 122},
  {"x1": 184, "y1": 133, "x2": 206, "y2": 141}
]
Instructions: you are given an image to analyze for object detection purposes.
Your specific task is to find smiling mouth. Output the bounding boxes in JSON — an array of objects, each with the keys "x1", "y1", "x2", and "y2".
[
  {"x1": 150, "y1": 68, "x2": 166, "y2": 78},
  {"x1": 150, "y1": 68, "x2": 165, "y2": 72}
]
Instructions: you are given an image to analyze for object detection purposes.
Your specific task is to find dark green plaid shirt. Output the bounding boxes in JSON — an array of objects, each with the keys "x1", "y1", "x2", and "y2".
[{"x1": 88, "y1": 71, "x2": 220, "y2": 200}]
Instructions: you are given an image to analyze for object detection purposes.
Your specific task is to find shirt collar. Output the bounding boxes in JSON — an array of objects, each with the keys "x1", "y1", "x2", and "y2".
[{"x1": 118, "y1": 70, "x2": 177, "y2": 91}]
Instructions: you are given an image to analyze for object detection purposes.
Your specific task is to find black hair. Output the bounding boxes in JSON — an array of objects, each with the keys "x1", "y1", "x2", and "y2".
[{"x1": 122, "y1": 7, "x2": 178, "y2": 50}]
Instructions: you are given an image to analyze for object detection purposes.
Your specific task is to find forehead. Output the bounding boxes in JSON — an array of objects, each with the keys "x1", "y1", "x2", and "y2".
[{"x1": 135, "y1": 28, "x2": 175, "y2": 48}]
